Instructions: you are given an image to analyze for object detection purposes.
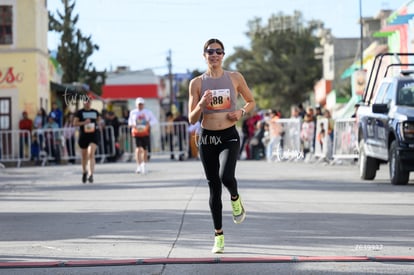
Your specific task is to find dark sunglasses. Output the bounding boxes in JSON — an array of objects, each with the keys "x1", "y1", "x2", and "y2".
[{"x1": 205, "y1": 48, "x2": 225, "y2": 55}]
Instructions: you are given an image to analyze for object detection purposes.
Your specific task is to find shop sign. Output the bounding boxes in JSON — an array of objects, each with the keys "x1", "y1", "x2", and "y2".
[{"x1": 0, "y1": 67, "x2": 23, "y2": 87}]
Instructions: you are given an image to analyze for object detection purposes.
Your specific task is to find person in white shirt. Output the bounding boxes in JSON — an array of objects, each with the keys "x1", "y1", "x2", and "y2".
[{"x1": 128, "y1": 97, "x2": 158, "y2": 174}]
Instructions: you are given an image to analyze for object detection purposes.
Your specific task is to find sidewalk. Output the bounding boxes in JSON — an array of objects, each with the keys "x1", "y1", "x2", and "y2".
[{"x1": 1, "y1": 158, "x2": 414, "y2": 274}]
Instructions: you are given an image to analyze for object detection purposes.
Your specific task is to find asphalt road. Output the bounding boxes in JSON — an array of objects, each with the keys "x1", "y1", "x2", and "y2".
[{"x1": 1, "y1": 157, "x2": 414, "y2": 274}]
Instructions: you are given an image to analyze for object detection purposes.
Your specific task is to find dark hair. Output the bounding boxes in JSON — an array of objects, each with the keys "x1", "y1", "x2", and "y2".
[{"x1": 203, "y1": 38, "x2": 225, "y2": 52}]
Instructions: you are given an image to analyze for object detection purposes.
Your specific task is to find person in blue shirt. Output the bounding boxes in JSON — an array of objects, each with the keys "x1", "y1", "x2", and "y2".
[{"x1": 49, "y1": 102, "x2": 63, "y2": 127}]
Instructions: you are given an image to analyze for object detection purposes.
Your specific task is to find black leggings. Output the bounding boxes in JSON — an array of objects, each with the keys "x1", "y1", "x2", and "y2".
[{"x1": 199, "y1": 125, "x2": 240, "y2": 230}]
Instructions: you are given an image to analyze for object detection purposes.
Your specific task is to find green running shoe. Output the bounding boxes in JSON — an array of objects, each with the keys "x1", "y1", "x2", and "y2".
[
  {"x1": 212, "y1": 234, "x2": 224, "y2": 254},
  {"x1": 231, "y1": 196, "x2": 246, "y2": 224}
]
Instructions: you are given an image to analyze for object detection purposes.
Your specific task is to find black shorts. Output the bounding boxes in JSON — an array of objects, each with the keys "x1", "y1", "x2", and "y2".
[
  {"x1": 134, "y1": 136, "x2": 150, "y2": 150},
  {"x1": 78, "y1": 133, "x2": 99, "y2": 149}
]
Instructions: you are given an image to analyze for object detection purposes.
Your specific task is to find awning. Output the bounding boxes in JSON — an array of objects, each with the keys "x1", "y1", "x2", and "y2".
[
  {"x1": 388, "y1": 14, "x2": 414, "y2": 25},
  {"x1": 373, "y1": 25, "x2": 401, "y2": 38},
  {"x1": 373, "y1": 31, "x2": 396, "y2": 38}
]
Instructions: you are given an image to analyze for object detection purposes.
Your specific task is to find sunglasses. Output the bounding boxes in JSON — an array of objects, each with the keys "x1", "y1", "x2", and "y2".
[{"x1": 205, "y1": 48, "x2": 225, "y2": 55}]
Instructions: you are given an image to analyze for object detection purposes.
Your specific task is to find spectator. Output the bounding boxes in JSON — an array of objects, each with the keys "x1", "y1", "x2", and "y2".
[
  {"x1": 249, "y1": 119, "x2": 266, "y2": 160},
  {"x1": 317, "y1": 122, "x2": 326, "y2": 153},
  {"x1": 30, "y1": 134, "x2": 40, "y2": 164},
  {"x1": 105, "y1": 111, "x2": 122, "y2": 162},
  {"x1": 33, "y1": 108, "x2": 47, "y2": 130},
  {"x1": 300, "y1": 113, "x2": 315, "y2": 161},
  {"x1": 290, "y1": 105, "x2": 301, "y2": 120},
  {"x1": 323, "y1": 109, "x2": 334, "y2": 161},
  {"x1": 238, "y1": 113, "x2": 250, "y2": 160},
  {"x1": 244, "y1": 109, "x2": 261, "y2": 159},
  {"x1": 305, "y1": 106, "x2": 316, "y2": 153},
  {"x1": 19, "y1": 111, "x2": 33, "y2": 158},
  {"x1": 49, "y1": 102, "x2": 63, "y2": 127},
  {"x1": 324, "y1": 109, "x2": 334, "y2": 141},
  {"x1": 43, "y1": 114, "x2": 60, "y2": 164},
  {"x1": 265, "y1": 109, "x2": 283, "y2": 162},
  {"x1": 33, "y1": 108, "x2": 47, "y2": 150},
  {"x1": 121, "y1": 109, "x2": 130, "y2": 125},
  {"x1": 119, "y1": 109, "x2": 131, "y2": 159},
  {"x1": 297, "y1": 103, "x2": 306, "y2": 118},
  {"x1": 315, "y1": 105, "x2": 324, "y2": 120}
]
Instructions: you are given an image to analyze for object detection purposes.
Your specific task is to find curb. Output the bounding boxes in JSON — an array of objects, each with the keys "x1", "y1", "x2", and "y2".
[{"x1": 2, "y1": 256, "x2": 414, "y2": 269}]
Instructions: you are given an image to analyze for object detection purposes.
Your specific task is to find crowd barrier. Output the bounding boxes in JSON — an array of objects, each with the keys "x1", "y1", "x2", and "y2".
[
  {"x1": 0, "y1": 118, "x2": 358, "y2": 167},
  {"x1": 0, "y1": 129, "x2": 32, "y2": 167},
  {"x1": 313, "y1": 118, "x2": 332, "y2": 159},
  {"x1": 32, "y1": 126, "x2": 116, "y2": 166},
  {"x1": 270, "y1": 118, "x2": 302, "y2": 161},
  {"x1": 118, "y1": 121, "x2": 190, "y2": 161},
  {"x1": 0, "y1": 122, "x2": 191, "y2": 167},
  {"x1": 332, "y1": 118, "x2": 358, "y2": 160},
  {"x1": 268, "y1": 117, "x2": 358, "y2": 162}
]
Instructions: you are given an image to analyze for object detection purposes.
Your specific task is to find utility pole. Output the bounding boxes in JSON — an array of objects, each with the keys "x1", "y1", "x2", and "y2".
[{"x1": 167, "y1": 49, "x2": 174, "y2": 112}]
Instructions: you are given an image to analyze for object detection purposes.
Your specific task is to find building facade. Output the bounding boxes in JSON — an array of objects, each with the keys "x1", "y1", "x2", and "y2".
[{"x1": 0, "y1": 0, "x2": 51, "y2": 131}]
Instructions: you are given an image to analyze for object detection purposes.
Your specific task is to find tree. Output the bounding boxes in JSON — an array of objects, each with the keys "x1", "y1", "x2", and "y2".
[
  {"x1": 49, "y1": 0, "x2": 105, "y2": 94},
  {"x1": 224, "y1": 11, "x2": 322, "y2": 115}
]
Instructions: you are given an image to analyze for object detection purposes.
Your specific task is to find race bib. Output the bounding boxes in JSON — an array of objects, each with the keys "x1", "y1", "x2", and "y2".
[
  {"x1": 132, "y1": 125, "x2": 150, "y2": 137},
  {"x1": 132, "y1": 117, "x2": 150, "y2": 137},
  {"x1": 206, "y1": 89, "x2": 231, "y2": 111},
  {"x1": 84, "y1": 122, "x2": 95, "y2": 133}
]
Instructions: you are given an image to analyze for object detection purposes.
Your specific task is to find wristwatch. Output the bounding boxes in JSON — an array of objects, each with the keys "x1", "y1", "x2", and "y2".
[{"x1": 240, "y1": 108, "x2": 246, "y2": 116}]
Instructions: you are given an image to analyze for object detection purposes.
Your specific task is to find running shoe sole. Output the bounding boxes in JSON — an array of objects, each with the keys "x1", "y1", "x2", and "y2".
[{"x1": 232, "y1": 198, "x2": 246, "y2": 224}]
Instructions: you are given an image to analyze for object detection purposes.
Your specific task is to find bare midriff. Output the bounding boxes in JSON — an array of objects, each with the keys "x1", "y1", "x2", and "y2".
[{"x1": 201, "y1": 112, "x2": 236, "y2": 130}]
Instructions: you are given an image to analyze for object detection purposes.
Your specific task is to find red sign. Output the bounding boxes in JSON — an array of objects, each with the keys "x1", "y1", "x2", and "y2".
[{"x1": 0, "y1": 67, "x2": 23, "y2": 85}]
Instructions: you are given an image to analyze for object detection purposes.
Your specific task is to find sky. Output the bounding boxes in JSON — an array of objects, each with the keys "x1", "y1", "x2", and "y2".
[{"x1": 47, "y1": 0, "x2": 400, "y2": 76}]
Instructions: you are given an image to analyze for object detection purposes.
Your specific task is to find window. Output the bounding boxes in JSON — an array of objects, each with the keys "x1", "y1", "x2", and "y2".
[
  {"x1": 396, "y1": 80, "x2": 414, "y2": 106},
  {"x1": 383, "y1": 82, "x2": 395, "y2": 105},
  {"x1": 0, "y1": 5, "x2": 12, "y2": 45},
  {"x1": 0, "y1": 98, "x2": 11, "y2": 130},
  {"x1": 397, "y1": 87, "x2": 414, "y2": 106},
  {"x1": 373, "y1": 83, "x2": 390, "y2": 104}
]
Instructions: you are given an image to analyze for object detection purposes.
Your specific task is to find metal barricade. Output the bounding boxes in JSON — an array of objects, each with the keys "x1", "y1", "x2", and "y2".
[
  {"x1": 313, "y1": 117, "x2": 331, "y2": 160},
  {"x1": 34, "y1": 128, "x2": 64, "y2": 165},
  {"x1": 332, "y1": 118, "x2": 358, "y2": 160},
  {"x1": 0, "y1": 129, "x2": 32, "y2": 167},
  {"x1": 271, "y1": 118, "x2": 302, "y2": 161},
  {"x1": 119, "y1": 121, "x2": 189, "y2": 161},
  {"x1": 96, "y1": 126, "x2": 116, "y2": 163},
  {"x1": 61, "y1": 126, "x2": 78, "y2": 164},
  {"x1": 118, "y1": 125, "x2": 134, "y2": 161},
  {"x1": 32, "y1": 126, "x2": 116, "y2": 166}
]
